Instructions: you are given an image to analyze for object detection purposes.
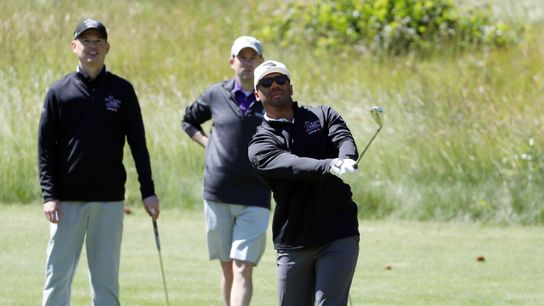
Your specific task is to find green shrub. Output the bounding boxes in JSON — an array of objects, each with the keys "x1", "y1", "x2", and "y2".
[{"x1": 256, "y1": 0, "x2": 522, "y2": 55}]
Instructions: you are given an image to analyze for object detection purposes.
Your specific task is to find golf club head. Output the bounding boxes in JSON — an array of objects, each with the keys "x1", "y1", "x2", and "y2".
[
  {"x1": 354, "y1": 105, "x2": 384, "y2": 167},
  {"x1": 370, "y1": 105, "x2": 384, "y2": 127}
]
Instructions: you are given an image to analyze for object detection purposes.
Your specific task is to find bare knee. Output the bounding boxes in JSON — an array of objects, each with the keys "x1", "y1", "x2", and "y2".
[
  {"x1": 221, "y1": 261, "x2": 234, "y2": 280},
  {"x1": 232, "y1": 260, "x2": 253, "y2": 280}
]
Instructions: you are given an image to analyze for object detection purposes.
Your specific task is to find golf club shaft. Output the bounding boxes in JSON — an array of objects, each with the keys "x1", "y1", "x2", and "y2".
[
  {"x1": 153, "y1": 220, "x2": 170, "y2": 306},
  {"x1": 355, "y1": 126, "x2": 382, "y2": 166}
]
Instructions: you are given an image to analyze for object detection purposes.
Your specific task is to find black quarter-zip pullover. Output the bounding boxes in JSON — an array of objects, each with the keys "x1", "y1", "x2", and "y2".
[
  {"x1": 248, "y1": 102, "x2": 359, "y2": 250},
  {"x1": 38, "y1": 68, "x2": 155, "y2": 202}
]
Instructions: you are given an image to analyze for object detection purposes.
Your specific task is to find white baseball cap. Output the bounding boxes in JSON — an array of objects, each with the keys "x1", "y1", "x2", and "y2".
[
  {"x1": 254, "y1": 60, "x2": 291, "y2": 89},
  {"x1": 231, "y1": 36, "x2": 263, "y2": 56}
]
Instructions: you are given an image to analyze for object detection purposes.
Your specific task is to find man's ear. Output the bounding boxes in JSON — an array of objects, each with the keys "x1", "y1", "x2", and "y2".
[
  {"x1": 71, "y1": 41, "x2": 77, "y2": 53},
  {"x1": 254, "y1": 89, "x2": 261, "y2": 101}
]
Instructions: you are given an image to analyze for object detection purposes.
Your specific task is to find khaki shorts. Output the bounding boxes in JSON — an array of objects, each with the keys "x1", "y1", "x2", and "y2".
[{"x1": 204, "y1": 200, "x2": 270, "y2": 265}]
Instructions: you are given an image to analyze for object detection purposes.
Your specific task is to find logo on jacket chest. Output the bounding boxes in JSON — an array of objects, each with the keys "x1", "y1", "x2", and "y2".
[
  {"x1": 304, "y1": 120, "x2": 321, "y2": 135},
  {"x1": 105, "y1": 95, "x2": 122, "y2": 112}
]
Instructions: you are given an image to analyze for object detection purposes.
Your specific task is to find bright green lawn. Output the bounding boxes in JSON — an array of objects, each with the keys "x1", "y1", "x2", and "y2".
[{"x1": 1, "y1": 204, "x2": 542, "y2": 305}]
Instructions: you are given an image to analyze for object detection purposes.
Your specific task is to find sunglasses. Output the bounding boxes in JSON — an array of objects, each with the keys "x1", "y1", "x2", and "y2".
[{"x1": 258, "y1": 75, "x2": 290, "y2": 88}]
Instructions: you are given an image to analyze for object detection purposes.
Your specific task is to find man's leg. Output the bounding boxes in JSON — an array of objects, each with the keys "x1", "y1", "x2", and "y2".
[
  {"x1": 86, "y1": 201, "x2": 124, "y2": 306},
  {"x1": 231, "y1": 260, "x2": 253, "y2": 306},
  {"x1": 277, "y1": 248, "x2": 316, "y2": 306},
  {"x1": 205, "y1": 200, "x2": 235, "y2": 305},
  {"x1": 230, "y1": 205, "x2": 269, "y2": 306},
  {"x1": 42, "y1": 202, "x2": 87, "y2": 306},
  {"x1": 220, "y1": 261, "x2": 234, "y2": 306},
  {"x1": 314, "y1": 236, "x2": 359, "y2": 306}
]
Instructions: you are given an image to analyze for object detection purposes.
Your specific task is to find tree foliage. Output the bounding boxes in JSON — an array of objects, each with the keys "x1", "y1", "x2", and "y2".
[{"x1": 256, "y1": 0, "x2": 522, "y2": 55}]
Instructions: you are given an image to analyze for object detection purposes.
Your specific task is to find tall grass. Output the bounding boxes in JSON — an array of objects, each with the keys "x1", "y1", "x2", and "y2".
[{"x1": 0, "y1": 0, "x2": 542, "y2": 224}]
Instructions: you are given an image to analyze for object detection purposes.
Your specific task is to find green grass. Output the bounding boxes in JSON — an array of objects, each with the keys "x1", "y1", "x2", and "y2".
[
  {"x1": 1, "y1": 0, "x2": 543, "y2": 223},
  {"x1": 1, "y1": 1, "x2": 543, "y2": 304},
  {"x1": 1, "y1": 205, "x2": 543, "y2": 305}
]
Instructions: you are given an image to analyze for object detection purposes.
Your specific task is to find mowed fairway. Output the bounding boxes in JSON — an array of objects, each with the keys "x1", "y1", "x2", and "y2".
[{"x1": 1, "y1": 204, "x2": 542, "y2": 305}]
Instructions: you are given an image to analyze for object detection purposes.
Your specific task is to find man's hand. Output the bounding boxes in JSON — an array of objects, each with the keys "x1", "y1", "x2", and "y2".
[
  {"x1": 143, "y1": 195, "x2": 160, "y2": 220},
  {"x1": 43, "y1": 199, "x2": 61, "y2": 223},
  {"x1": 329, "y1": 158, "x2": 359, "y2": 184}
]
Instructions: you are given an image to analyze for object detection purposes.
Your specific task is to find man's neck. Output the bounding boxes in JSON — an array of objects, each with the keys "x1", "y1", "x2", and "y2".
[
  {"x1": 264, "y1": 107, "x2": 294, "y2": 122},
  {"x1": 79, "y1": 63, "x2": 104, "y2": 80},
  {"x1": 236, "y1": 77, "x2": 254, "y2": 92}
]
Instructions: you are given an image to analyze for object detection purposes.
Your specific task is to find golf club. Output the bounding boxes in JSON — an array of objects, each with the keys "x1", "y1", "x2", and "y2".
[
  {"x1": 355, "y1": 105, "x2": 384, "y2": 167},
  {"x1": 152, "y1": 218, "x2": 170, "y2": 306}
]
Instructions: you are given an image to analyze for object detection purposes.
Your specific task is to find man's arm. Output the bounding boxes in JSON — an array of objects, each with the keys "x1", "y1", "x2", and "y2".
[
  {"x1": 38, "y1": 89, "x2": 64, "y2": 222},
  {"x1": 124, "y1": 87, "x2": 155, "y2": 195},
  {"x1": 248, "y1": 108, "x2": 359, "y2": 183},
  {"x1": 123, "y1": 83, "x2": 160, "y2": 219},
  {"x1": 324, "y1": 106, "x2": 359, "y2": 160},
  {"x1": 181, "y1": 87, "x2": 213, "y2": 145},
  {"x1": 38, "y1": 90, "x2": 60, "y2": 202},
  {"x1": 190, "y1": 131, "x2": 209, "y2": 148},
  {"x1": 323, "y1": 106, "x2": 360, "y2": 183},
  {"x1": 248, "y1": 130, "x2": 332, "y2": 180}
]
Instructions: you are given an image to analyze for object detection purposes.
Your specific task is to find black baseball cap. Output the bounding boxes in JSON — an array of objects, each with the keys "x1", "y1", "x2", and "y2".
[{"x1": 73, "y1": 18, "x2": 108, "y2": 40}]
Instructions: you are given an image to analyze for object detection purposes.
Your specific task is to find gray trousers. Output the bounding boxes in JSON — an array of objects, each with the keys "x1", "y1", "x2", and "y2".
[
  {"x1": 277, "y1": 236, "x2": 360, "y2": 306},
  {"x1": 42, "y1": 201, "x2": 124, "y2": 306}
]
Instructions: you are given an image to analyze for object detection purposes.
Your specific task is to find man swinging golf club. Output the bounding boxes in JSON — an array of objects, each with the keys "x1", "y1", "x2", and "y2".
[{"x1": 248, "y1": 60, "x2": 362, "y2": 306}]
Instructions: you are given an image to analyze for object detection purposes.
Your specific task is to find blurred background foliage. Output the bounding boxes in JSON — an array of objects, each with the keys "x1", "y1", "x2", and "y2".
[
  {"x1": 0, "y1": 0, "x2": 542, "y2": 224},
  {"x1": 255, "y1": 0, "x2": 523, "y2": 56}
]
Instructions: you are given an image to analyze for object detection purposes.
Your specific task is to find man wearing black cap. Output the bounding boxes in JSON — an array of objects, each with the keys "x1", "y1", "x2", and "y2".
[
  {"x1": 182, "y1": 36, "x2": 270, "y2": 306},
  {"x1": 38, "y1": 18, "x2": 160, "y2": 305}
]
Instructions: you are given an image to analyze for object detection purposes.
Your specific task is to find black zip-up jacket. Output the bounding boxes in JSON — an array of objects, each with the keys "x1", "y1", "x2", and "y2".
[
  {"x1": 182, "y1": 79, "x2": 271, "y2": 208},
  {"x1": 248, "y1": 102, "x2": 359, "y2": 250},
  {"x1": 38, "y1": 68, "x2": 155, "y2": 202}
]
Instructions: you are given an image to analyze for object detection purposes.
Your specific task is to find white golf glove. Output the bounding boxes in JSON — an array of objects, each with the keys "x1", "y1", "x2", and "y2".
[{"x1": 329, "y1": 158, "x2": 359, "y2": 184}]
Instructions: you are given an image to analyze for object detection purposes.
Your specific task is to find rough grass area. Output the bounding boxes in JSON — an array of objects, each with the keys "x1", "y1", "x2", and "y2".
[{"x1": 0, "y1": 0, "x2": 543, "y2": 224}]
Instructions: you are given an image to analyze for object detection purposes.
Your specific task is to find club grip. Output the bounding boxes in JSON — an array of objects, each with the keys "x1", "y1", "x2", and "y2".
[{"x1": 153, "y1": 220, "x2": 161, "y2": 251}]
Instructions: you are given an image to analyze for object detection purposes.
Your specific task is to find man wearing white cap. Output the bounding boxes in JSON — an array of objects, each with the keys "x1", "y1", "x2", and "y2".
[
  {"x1": 182, "y1": 36, "x2": 270, "y2": 306},
  {"x1": 248, "y1": 60, "x2": 360, "y2": 306}
]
